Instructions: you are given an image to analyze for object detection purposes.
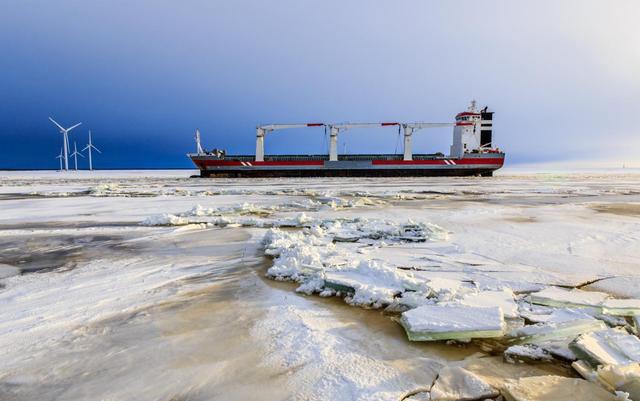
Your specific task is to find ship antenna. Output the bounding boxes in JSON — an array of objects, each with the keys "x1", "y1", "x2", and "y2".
[{"x1": 195, "y1": 129, "x2": 204, "y2": 154}]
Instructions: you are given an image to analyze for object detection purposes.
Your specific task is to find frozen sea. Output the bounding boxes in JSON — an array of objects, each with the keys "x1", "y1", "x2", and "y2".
[{"x1": 0, "y1": 168, "x2": 639, "y2": 401}]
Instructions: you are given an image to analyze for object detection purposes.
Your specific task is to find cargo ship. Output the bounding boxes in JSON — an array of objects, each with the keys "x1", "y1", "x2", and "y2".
[{"x1": 188, "y1": 101, "x2": 504, "y2": 177}]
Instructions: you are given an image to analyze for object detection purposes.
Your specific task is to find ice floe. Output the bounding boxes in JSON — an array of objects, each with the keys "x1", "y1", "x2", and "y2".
[{"x1": 399, "y1": 305, "x2": 505, "y2": 341}]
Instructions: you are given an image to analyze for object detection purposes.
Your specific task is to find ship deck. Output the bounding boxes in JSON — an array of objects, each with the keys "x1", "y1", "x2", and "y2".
[{"x1": 199, "y1": 153, "x2": 450, "y2": 161}]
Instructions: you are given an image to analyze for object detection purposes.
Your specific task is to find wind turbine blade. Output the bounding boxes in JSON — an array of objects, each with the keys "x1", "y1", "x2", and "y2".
[
  {"x1": 82, "y1": 145, "x2": 90, "y2": 151},
  {"x1": 92, "y1": 145, "x2": 102, "y2": 153},
  {"x1": 49, "y1": 117, "x2": 65, "y2": 131},
  {"x1": 67, "y1": 122, "x2": 82, "y2": 132}
]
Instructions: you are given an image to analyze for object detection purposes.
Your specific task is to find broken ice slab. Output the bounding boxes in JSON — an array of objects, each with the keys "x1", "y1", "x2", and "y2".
[
  {"x1": 602, "y1": 299, "x2": 640, "y2": 316},
  {"x1": 518, "y1": 306, "x2": 594, "y2": 324},
  {"x1": 502, "y1": 375, "x2": 621, "y2": 401},
  {"x1": 598, "y1": 364, "x2": 640, "y2": 401},
  {"x1": 506, "y1": 317, "x2": 605, "y2": 361},
  {"x1": 572, "y1": 360, "x2": 615, "y2": 391},
  {"x1": 504, "y1": 344, "x2": 553, "y2": 364},
  {"x1": 539, "y1": 339, "x2": 580, "y2": 361},
  {"x1": 508, "y1": 318, "x2": 606, "y2": 345},
  {"x1": 429, "y1": 366, "x2": 499, "y2": 401},
  {"x1": 530, "y1": 286, "x2": 609, "y2": 311},
  {"x1": 399, "y1": 305, "x2": 505, "y2": 341},
  {"x1": 573, "y1": 360, "x2": 640, "y2": 400},
  {"x1": 571, "y1": 328, "x2": 640, "y2": 367}
]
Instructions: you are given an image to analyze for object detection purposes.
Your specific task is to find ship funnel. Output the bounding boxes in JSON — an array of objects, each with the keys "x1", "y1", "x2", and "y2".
[{"x1": 480, "y1": 107, "x2": 494, "y2": 149}]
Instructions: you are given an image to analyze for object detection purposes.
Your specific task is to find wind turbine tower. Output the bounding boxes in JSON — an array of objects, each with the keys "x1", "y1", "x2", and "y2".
[
  {"x1": 82, "y1": 130, "x2": 101, "y2": 171},
  {"x1": 70, "y1": 141, "x2": 84, "y2": 171},
  {"x1": 56, "y1": 148, "x2": 63, "y2": 171},
  {"x1": 49, "y1": 117, "x2": 82, "y2": 171}
]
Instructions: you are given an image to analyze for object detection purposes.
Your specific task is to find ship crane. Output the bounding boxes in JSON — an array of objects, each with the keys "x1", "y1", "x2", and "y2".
[
  {"x1": 401, "y1": 123, "x2": 454, "y2": 161},
  {"x1": 327, "y1": 123, "x2": 400, "y2": 161},
  {"x1": 255, "y1": 123, "x2": 324, "y2": 162}
]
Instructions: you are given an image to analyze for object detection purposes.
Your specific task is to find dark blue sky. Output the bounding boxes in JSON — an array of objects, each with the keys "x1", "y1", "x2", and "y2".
[{"x1": 1, "y1": 1, "x2": 638, "y2": 169}]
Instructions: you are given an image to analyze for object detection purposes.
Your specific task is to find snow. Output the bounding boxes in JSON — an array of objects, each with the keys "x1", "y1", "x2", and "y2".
[
  {"x1": 141, "y1": 213, "x2": 190, "y2": 226},
  {"x1": 251, "y1": 301, "x2": 444, "y2": 401},
  {"x1": 0, "y1": 225, "x2": 261, "y2": 368},
  {"x1": 429, "y1": 366, "x2": 498, "y2": 401},
  {"x1": 457, "y1": 288, "x2": 518, "y2": 318}
]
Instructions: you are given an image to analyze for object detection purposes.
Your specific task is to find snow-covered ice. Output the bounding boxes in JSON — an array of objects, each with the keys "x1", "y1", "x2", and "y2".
[{"x1": 1, "y1": 169, "x2": 640, "y2": 400}]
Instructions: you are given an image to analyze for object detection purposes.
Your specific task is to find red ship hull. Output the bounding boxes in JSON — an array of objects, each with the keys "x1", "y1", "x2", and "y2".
[{"x1": 189, "y1": 153, "x2": 505, "y2": 177}]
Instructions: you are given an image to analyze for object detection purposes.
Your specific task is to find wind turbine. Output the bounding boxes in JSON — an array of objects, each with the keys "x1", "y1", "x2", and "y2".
[
  {"x1": 55, "y1": 147, "x2": 63, "y2": 171},
  {"x1": 70, "y1": 141, "x2": 84, "y2": 171},
  {"x1": 82, "y1": 130, "x2": 101, "y2": 171},
  {"x1": 49, "y1": 117, "x2": 82, "y2": 171}
]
